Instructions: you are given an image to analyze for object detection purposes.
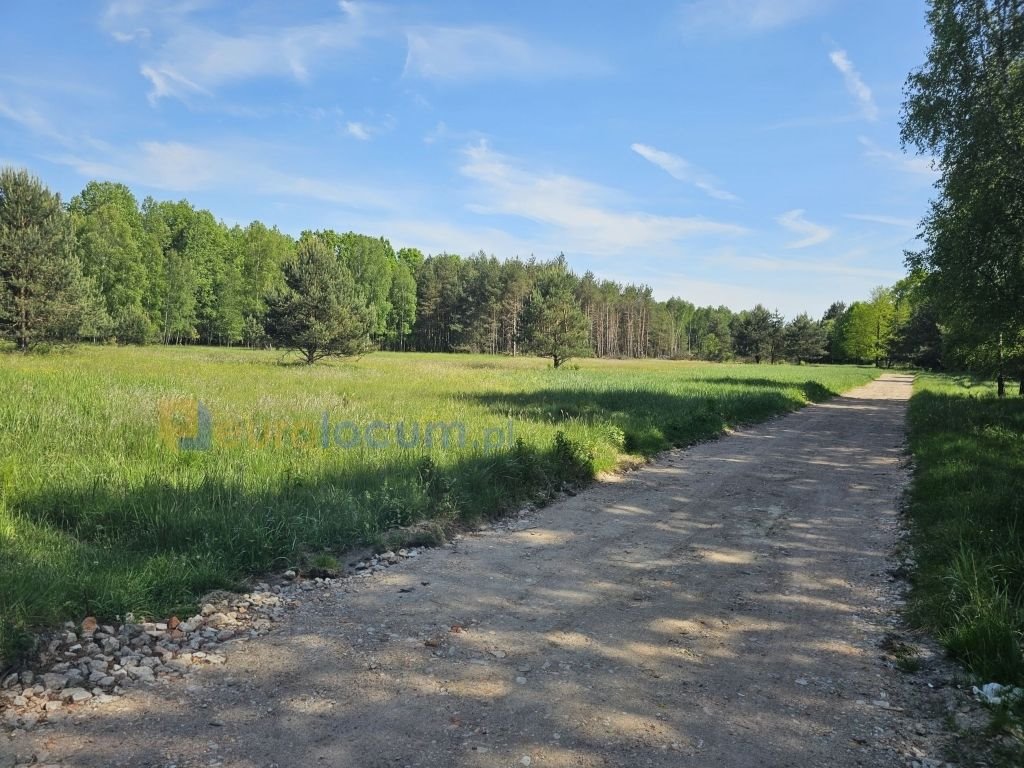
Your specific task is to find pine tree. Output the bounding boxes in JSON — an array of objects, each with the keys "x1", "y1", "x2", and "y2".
[
  {"x1": 0, "y1": 168, "x2": 87, "y2": 350},
  {"x1": 266, "y1": 236, "x2": 374, "y2": 364},
  {"x1": 525, "y1": 286, "x2": 591, "y2": 368}
]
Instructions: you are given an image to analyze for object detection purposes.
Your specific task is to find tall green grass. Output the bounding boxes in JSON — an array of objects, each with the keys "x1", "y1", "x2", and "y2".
[
  {"x1": 906, "y1": 374, "x2": 1024, "y2": 683},
  {"x1": 0, "y1": 347, "x2": 878, "y2": 665}
]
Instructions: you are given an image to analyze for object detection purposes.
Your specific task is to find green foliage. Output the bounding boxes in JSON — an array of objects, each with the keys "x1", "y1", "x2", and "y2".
[
  {"x1": 525, "y1": 282, "x2": 591, "y2": 368},
  {"x1": 386, "y1": 259, "x2": 416, "y2": 349},
  {"x1": 266, "y1": 235, "x2": 374, "y2": 364},
  {"x1": 69, "y1": 181, "x2": 152, "y2": 340},
  {"x1": 0, "y1": 347, "x2": 878, "y2": 665},
  {"x1": 890, "y1": 272, "x2": 943, "y2": 368},
  {"x1": 303, "y1": 230, "x2": 397, "y2": 342},
  {"x1": 906, "y1": 374, "x2": 1024, "y2": 683},
  {"x1": 784, "y1": 312, "x2": 826, "y2": 362},
  {"x1": 0, "y1": 164, "x2": 932, "y2": 369},
  {"x1": 901, "y1": 0, "x2": 1024, "y2": 386},
  {"x1": 732, "y1": 304, "x2": 784, "y2": 363},
  {"x1": 832, "y1": 290, "x2": 896, "y2": 366},
  {"x1": 0, "y1": 168, "x2": 90, "y2": 350}
]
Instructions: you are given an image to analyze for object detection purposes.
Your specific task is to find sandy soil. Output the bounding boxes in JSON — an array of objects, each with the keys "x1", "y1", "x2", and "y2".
[{"x1": 4, "y1": 373, "x2": 966, "y2": 767}]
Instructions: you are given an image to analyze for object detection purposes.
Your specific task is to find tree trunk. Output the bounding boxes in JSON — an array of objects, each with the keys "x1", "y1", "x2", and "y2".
[
  {"x1": 997, "y1": 332, "x2": 1006, "y2": 398},
  {"x1": 18, "y1": 283, "x2": 28, "y2": 352}
]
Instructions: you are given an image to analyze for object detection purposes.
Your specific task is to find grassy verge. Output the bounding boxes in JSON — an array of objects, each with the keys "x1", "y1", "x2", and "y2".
[
  {"x1": 906, "y1": 373, "x2": 1024, "y2": 684},
  {"x1": 0, "y1": 346, "x2": 878, "y2": 665}
]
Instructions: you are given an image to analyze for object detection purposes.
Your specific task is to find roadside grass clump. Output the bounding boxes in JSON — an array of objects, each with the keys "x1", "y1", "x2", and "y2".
[
  {"x1": 906, "y1": 373, "x2": 1024, "y2": 685},
  {"x1": 0, "y1": 346, "x2": 878, "y2": 665}
]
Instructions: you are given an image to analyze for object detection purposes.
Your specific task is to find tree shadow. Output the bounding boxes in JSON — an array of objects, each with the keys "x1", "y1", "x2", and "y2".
[
  {"x1": 469, "y1": 378, "x2": 838, "y2": 454},
  {"x1": 692, "y1": 376, "x2": 840, "y2": 402},
  {"x1": 0, "y1": 436, "x2": 600, "y2": 669}
]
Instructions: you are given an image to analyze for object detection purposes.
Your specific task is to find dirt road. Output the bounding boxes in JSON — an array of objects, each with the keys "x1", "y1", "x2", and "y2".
[{"x1": 6, "y1": 373, "x2": 958, "y2": 767}]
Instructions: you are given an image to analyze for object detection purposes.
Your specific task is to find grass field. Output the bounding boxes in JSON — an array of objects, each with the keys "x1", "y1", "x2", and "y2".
[
  {"x1": 906, "y1": 374, "x2": 1024, "y2": 686},
  {"x1": 0, "y1": 346, "x2": 878, "y2": 665}
]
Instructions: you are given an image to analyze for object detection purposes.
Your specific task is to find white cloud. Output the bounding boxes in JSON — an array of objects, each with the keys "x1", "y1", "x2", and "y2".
[
  {"x1": 845, "y1": 213, "x2": 919, "y2": 229},
  {"x1": 459, "y1": 140, "x2": 746, "y2": 256},
  {"x1": 422, "y1": 121, "x2": 484, "y2": 145},
  {"x1": 777, "y1": 209, "x2": 833, "y2": 249},
  {"x1": 361, "y1": 217, "x2": 543, "y2": 260},
  {"x1": 829, "y1": 49, "x2": 879, "y2": 121},
  {"x1": 0, "y1": 98, "x2": 70, "y2": 145},
  {"x1": 404, "y1": 26, "x2": 607, "y2": 82},
  {"x1": 346, "y1": 121, "x2": 371, "y2": 140},
  {"x1": 119, "y1": 2, "x2": 380, "y2": 103},
  {"x1": 55, "y1": 141, "x2": 223, "y2": 191},
  {"x1": 343, "y1": 115, "x2": 395, "y2": 141},
  {"x1": 51, "y1": 139, "x2": 399, "y2": 211},
  {"x1": 140, "y1": 65, "x2": 210, "y2": 104},
  {"x1": 630, "y1": 143, "x2": 738, "y2": 201},
  {"x1": 679, "y1": 0, "x2": 828, "y2": 36},
  {"x1": 715, "y1": 251, "x2": 901, "y2": 279},
  {"x1": 858, "y1": 136, "x2": 937, "y2": 177},
  {"x1": 762, "y1": 114, "x2": 863, "y2": 131},
  {"x1": 102, "y1": 0, "x2": 208, "y2": 43}
]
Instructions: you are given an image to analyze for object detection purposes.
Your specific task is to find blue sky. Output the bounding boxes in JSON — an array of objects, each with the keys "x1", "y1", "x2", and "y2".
[{"x1": 0, "y1": 0, "x2": 937, "y2": 316}]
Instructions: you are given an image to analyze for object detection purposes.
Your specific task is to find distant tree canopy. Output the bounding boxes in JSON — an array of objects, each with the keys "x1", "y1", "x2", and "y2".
[{"x1": 0, "y1": 164, "x2": 946, "y2": 369}]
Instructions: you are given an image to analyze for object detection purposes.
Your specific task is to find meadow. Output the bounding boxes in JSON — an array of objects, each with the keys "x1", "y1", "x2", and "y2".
[
  {"x1": 0, "y1": 346, "x2": 878, "y2": 664},
  {"x1": 905, "y1": 374, "x2": 1024, "y2": 686}
]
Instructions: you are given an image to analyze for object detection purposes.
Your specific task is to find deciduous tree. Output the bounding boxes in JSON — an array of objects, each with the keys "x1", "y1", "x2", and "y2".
[{"x1": 901, "y1": 0, "x2": 1024, "y2": 395}]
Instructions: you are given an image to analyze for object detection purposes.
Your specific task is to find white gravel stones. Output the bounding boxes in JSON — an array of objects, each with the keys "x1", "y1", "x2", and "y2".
[{"x1": 59, "y1": 688, "x2": 91, "y2": 704}]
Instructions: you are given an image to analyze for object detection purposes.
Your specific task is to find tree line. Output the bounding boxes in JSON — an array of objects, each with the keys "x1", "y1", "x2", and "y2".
[{"x1": 1, "y1": 167, "x2": 940, "y2": 367}]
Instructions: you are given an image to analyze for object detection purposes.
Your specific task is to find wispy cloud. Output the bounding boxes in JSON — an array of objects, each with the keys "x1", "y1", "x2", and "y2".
[
  {"x1": 858, "y1": 136, "x2": 937, "y2": 177},
  {"x1": 761, "y1": 113, "x2": 863, "y2": 131},
  {"x1": 344, "y1": 115, "x2": 395, "y2": 141},
  {"x1": 0, "y1": 97, "x2": 71, "y2": 145},
  {"x1": 346, "y1": 122, "x2": 371, "y2": 140},
  {"x1": 777, "y1": 209, "x2": 833, "y2": 248},
  {"x1": 114, "y1": 2, "x2": 381, "y2": 103},
  {"x1": 845, "y1": 213, "x2": 919, "y2": 229},
  {"x1": 829, "y1": 49, "x2": 878, "y2": 121},
  {"x1": 716, "y1": 251, "x2": 900, "y2": 279},
  {"x1": 51, "y1": 139, "x2": 399, "y2": 211},
  {"x1": 422, "y1": 121, "x2": 484, "y2": 145},
  {"x1": 630, "y1": 143, "x2": 738, "y2": 202},
  {"x1": 140, "y1": 65, "x2": 210, "y2": 104},
  {"x1": 102, "y1": 0, "x2": 203, "y2": 43},
  {"x1": 0, "y1": 97, "x2": 110, "y2": 153},
  {"x1": 678, "y1": 0, "x2": 829, "y2": 36},
  {"x1": 404, "y1": 26, "x2": 607, "y2": 82},
  {"x1": 459, "y1": 140, "x2": 745, "y2": 255},
  {"x1": 56, "y1": 141, "x2": 222, "y2": 191}
]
